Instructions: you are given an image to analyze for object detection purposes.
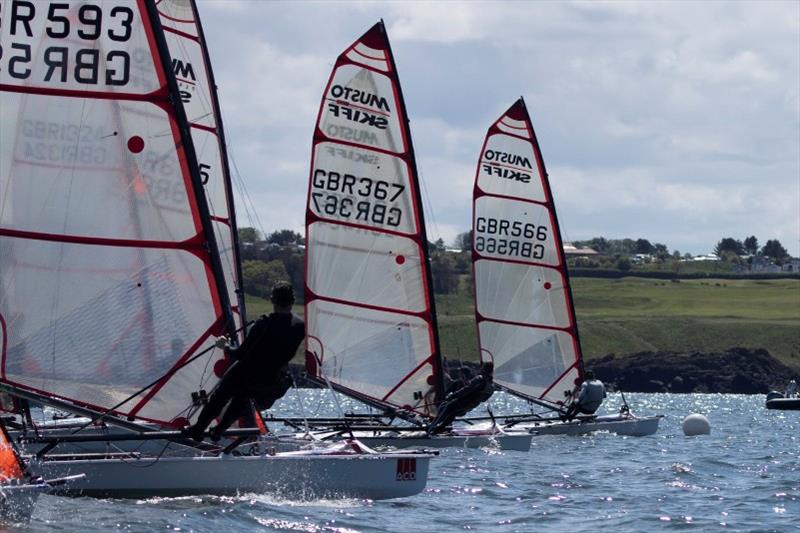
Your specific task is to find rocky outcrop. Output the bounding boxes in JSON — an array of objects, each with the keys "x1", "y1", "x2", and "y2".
[{"x1": 588, "y1": 348, "x2": 800, "y2": 394}]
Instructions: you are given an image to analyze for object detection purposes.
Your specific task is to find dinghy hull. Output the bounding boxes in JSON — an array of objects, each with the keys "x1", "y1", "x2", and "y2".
[
  {"x1": 518, "y1": 415, "x2": 661, "y2": 437},
  {"x1": 321, "y1": 431, "x2": 532, "y2": 451},
  {"x1": 766, "y1": 398, "x2": 800, "y2": 410},
  {"x1": 31, "y1": 452, "x2": 432, "y2": 500}
]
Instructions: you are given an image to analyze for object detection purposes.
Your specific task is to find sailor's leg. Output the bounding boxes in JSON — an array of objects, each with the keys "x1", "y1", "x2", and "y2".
[
  {"x1": 212, "y1": 395, "x2": 251, "y2": 438},
  {"x1": 186, "y1": 377, "x2": 236, "y2": 437}
]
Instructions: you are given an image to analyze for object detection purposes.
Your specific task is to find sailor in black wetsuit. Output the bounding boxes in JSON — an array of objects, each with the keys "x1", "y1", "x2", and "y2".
[
  {"x1": 184, "y1": 282, "x2": 304, "y2": 441},
  {"x1": 427, "y1": 362, "x2": 494, "y2": 434}
]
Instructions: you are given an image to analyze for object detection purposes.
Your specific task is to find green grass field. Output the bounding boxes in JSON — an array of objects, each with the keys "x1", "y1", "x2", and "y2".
[{"x1": 245, "y1": 278, "x2": 800, "y2": 369}]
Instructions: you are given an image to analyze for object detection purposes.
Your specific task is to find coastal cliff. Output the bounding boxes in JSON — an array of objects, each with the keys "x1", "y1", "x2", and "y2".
[{"x1": 588, "y1": 348, "x2": 800, "y2": 394}]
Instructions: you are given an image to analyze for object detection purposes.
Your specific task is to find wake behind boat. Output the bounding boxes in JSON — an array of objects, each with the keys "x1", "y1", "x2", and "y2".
[
  {"x1": 468, "y1": 99, "x2": 660, "y2": 437},
  {"x1": 0, "y1": 0, "x2": 433, "y2": 499}
]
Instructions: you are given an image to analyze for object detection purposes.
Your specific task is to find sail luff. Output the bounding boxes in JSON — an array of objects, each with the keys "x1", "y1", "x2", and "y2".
[{"x1": 377, "y1": 20, "x2": 445, "y2": 404}]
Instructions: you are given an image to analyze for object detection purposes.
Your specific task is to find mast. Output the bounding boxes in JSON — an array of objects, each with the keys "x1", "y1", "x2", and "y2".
[
  {"x1": 521, "y1": 97, "x2": 585, "y2": 380},
  {"x1": 187, "y1": 0, "x2": 248, "y2": 330},
  {"x1": 143, "y1": 0, "x2": 235, "y2": 338}
]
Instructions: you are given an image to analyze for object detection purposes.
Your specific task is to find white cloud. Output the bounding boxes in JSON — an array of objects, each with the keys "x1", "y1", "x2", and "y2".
[{"x1": 198, "y1": 0, "x2": 800, "y2": 255}]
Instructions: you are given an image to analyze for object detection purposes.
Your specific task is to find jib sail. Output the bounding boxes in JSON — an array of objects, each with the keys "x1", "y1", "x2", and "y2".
[
  {"x1": 305, "y1": 22, "x2": 443, "y2": 417},
  {"x1": 472, "y1": 98, "x2": 583, "y2": 407},
  {"x1": 0, "y1": 0, "x2": 234, "y2": 427}
]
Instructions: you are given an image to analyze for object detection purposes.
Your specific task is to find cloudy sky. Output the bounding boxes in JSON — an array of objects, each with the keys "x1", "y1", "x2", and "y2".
[{"x1": 198, "y1": 0, "x2": 800, "y2": 256}]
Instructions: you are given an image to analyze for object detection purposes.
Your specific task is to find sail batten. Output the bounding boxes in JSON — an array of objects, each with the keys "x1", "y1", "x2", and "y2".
[
  {"x1": 472, "y1": 98, "x2": 583, "y2": 407},
  {"x1": 305, "y1": 22, "x2": 442, "y2": 417}
]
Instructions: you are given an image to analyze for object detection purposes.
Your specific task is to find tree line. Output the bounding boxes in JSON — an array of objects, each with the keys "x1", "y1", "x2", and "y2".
[
  {"x1": 236, "y1": 228, "x2": 795, "y2": 300},
  {"x1": 714, "y1": 236, "x2": 790, "y2": 263}
]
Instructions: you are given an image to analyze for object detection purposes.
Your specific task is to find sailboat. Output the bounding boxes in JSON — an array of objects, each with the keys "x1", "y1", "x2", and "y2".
[
  {"x1": 470, "y1": 99, "x2": 661, "y2": 437},
  {"x1": 0, "y1": 0, "x2": 433, "y2": 499},
  {"x1": 296, "y1": 22, "x2": 530, "y2": 451}
]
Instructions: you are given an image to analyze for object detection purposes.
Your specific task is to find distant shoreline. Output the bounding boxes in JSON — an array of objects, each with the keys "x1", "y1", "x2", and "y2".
[{"x1": 288, "y1": 348, "x2": 800, "y2": 395}]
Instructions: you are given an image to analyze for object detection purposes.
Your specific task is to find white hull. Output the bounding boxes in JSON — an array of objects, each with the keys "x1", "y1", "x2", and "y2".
[
  {"x1": 29, "y1": 450, "x2": 432, "y2": 500},
  {"x1": 515, "y1": 414, "x2": 662, "y2": 437},
  {"x1": 309, "y1": 430, "x2": 532, "y2": 451},
  {"x1": 14, "y1": 427, "x2": 307, "y2": 456}
]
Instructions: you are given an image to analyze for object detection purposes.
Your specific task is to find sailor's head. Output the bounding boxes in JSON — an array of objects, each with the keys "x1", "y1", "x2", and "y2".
[
  {"x1": 584, "y1": 370, "x2": 595, "y2": 381},
  {"x1": 270, "y1": 281, "x2": 295, "y2": 311},
  {"x1": 480, "y1": 362, "x2": 494, "y2": 376}
]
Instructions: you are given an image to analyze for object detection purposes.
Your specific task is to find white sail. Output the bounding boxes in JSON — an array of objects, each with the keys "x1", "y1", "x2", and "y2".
[
  {"x1": 472, "y1": 99, "x2": 582, "y2": 407},
  {"x1": 305, "y1": 23, "x2": 443, "y2": 417},
  {"x1": 0, "y1": 0, "x2": 235, "y2": 426}
]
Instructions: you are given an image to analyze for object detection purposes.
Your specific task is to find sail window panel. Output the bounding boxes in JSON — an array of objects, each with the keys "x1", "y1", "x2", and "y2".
[
  {"x1": 0, "y1": 236, "x2": 218, "y2": 421},
  {"x1": 311, "y1": 142, "x2": 417, "y2": 235},
  {"x1": 384, "y1": 364, "x2": 436, "y2": 416},
  {"x1": 163, "y1": 30, "x2": 216, "y2": 130},
  {"x1": 474, "y1": 197, "x2": 560, "y2": 267},
  {"x1": 1, "y1": 93, "x2": 198, "y2": 241},
  {"x1": 307, "y1": 222, "x2": 426, "y2": 313},
  {"x1": 480, "y1": 321, "x2": 577, "y2": 402},
  {"x1": 476, "y1": 134, "x2": 546, "y2": 202},
  {"x1": 192, "y1": 128, "x2": 228, "y2": 219},
  {"x1": 212, "y1": 219, "x2": 240, "y2": 323},
  {"x1": 319, "y1": 65, "x2": 406, "y2": 155},
  {"x1": 307, "y1": 300, "x2": 434, "y2": 410},
  {"x1": 0, "y1": 1, "x2": 160, "y2": 94},
  {"x1": 474, "y1": 259, "x2": 570, "y2": 328},
  {"x1": 131, "y1": 337, "x2": 222, "y2": 424}
]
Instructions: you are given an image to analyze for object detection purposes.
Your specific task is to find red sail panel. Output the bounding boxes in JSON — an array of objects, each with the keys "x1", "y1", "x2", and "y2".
[
  {"x1": 305, "y1": 23, "x2": 441, "y2": 417},
  {"x1": 0, "y1": 0, "x2": 229, "y2": 426},
  {"x1": 472, "y1": 99, "x2": 582, "y2": 407}
]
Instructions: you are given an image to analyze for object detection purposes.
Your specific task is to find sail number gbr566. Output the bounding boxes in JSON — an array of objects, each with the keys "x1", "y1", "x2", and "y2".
[
  {"x1": 475, "y1": 217, "x2": 548, "y2": 260},
  {"x1": 311, "y1": 169, "x2": 405, "y2": 228}
]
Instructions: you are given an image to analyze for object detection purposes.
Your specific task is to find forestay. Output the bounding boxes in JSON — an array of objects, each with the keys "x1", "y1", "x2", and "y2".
[
  {"x1": 0, "y1": 0, "x2": 234, "y2": 426},
  {"x1": 305, "y1": 22, "x2": 443, "y2": 417},
  {"x1": 472, "y1": 99, "x2": 582, "y2": 406}
]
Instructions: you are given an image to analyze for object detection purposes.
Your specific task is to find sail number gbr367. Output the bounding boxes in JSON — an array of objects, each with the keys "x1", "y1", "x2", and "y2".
[{"x1": 311, "y1": 168, "x2": 405, "y2": 228}]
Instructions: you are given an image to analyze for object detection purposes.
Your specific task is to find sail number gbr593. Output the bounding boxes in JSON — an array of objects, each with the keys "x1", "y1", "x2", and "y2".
[
  {"x1": 0, "y1": 1, "x2": 134, "y2": 86},
  {"x1": 475, "y1": 217, "x2": 548, "y2": 260},
  {"x1": 311, "y1": 169, "x2": 405, "y2": 228}
]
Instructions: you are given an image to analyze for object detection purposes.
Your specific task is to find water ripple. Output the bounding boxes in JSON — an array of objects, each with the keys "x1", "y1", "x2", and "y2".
[{"x1": 24, "y1": 392, "x2": 800, "y2": 531}]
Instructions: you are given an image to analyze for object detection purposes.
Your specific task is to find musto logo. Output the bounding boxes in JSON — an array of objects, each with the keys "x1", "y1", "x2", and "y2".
[
  {"x1": 396, "y1": 458, "x2": 417, "y2": 481},
  {"x1": 482, "y1": 149, "x2": 532, "y2": 183}
]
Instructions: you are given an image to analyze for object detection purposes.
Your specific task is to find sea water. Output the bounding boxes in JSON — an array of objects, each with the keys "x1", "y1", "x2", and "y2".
[{"x1": 22, "y1": 392, "x2": 799, "y2": 531}]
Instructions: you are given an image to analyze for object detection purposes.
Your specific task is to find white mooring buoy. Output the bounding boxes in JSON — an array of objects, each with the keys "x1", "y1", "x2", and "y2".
[{"x1": 682, "y1": 413, "x2": 711, "y2": 436}]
